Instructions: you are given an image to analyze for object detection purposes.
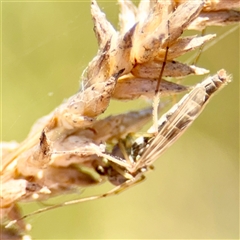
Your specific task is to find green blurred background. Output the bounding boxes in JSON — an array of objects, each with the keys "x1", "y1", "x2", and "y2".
[{"x1": 2, "y1": 1, "x2": 239, "y2": 239}]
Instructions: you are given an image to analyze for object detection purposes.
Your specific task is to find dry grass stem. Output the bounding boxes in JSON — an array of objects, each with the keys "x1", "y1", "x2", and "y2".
[{"x1": 1, "y1": 0, "x2": 239, "y2": 238}]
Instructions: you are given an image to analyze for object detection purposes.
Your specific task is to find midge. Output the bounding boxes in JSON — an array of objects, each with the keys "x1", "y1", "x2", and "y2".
[{"x1": 8, "y1": 69, "x2": 230, "y2": 225}]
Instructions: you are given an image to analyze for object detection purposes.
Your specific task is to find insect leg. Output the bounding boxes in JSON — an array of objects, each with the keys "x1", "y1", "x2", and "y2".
[{"x1": 6, "y1": 176, "x2": 145, "y2": 228}]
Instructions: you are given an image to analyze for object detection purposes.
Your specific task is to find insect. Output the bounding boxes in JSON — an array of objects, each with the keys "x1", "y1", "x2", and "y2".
[
  {"x1": 2, "y1": 1, "x2": 238, "y2": 238},
  {"x1": 7, "y1": 69, "x2": 230, "y2": 228}
]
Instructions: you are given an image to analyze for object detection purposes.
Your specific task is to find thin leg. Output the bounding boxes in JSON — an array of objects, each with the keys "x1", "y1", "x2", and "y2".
[{"x1": 6, "y1": 175, "x2": 145, "y2": 228}]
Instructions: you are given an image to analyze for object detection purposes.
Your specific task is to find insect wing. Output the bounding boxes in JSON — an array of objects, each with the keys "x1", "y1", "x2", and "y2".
[{"x1": 133, "y1": 70, "x2": 230, "y2": 171}]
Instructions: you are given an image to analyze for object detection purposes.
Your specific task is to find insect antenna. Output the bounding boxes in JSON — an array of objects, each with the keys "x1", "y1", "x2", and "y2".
[
  {"x1": 152, "y1": 19, "x2": 170, "y2": 133},
  {"x1": 191, "y1": 28, "x2": 206, "y2": 66},
  {"x1": 187, "y1": 25, "x2": 239, "y2": 66}
]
